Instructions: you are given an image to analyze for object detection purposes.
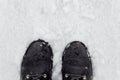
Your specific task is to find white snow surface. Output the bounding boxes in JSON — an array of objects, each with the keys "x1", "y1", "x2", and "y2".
[{"x1": 0, "y1": 0, "x2": 120, "y2": 80}]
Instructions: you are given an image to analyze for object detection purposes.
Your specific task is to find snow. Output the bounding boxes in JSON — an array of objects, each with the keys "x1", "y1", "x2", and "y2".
[{"x1": 0, "y1": 0, "x2": 120, "y2": 80}]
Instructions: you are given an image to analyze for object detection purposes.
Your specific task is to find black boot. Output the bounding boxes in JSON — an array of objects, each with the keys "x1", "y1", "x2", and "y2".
[
  {"x1": 21, "y1": 39, "x2": 53, "y2": 80},
  {"x1": 62, "y1": 41, "x2": 93, "y2": 80}
]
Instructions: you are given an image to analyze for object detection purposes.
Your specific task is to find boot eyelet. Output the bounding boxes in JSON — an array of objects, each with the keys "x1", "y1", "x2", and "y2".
[
  {"x1": 26, "y1": 74, "x2": 30, "y2": 79},
  {"x1": 65, "y1": 74, "x2": 69, "y2": 78},
  {"x1": 83, "y1": 75, "x2": 87, "y2": 80},
  {"x1": 43, "y1": 74, "x2": 47, "y2": 78},
  {"x1": 85, "y1": 67, "x2": 88, "y2": 69}
]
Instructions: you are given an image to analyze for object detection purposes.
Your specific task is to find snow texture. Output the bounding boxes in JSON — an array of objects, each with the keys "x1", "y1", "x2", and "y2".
[{"x1": 0, "y1": 0, "x2": 120, "y2": 80}]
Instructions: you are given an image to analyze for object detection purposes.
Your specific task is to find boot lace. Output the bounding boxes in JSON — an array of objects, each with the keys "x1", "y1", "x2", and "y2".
[
  {"x1": 25, "y1": 74, "x2": 47, "y2": 80},
  {"x1": 64, "y1": 74, "x2": 87, "y2": 80}
]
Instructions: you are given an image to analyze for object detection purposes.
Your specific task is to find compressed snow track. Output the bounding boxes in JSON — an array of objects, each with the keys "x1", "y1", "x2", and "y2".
[{"x1": 0, "y1": 0, "x2": 120, "y2": 80}]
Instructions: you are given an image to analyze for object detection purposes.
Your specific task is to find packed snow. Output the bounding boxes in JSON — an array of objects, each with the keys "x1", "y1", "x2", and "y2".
[{"x1": 0, "y1": 0, "x2": 120, "y2": 80}]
